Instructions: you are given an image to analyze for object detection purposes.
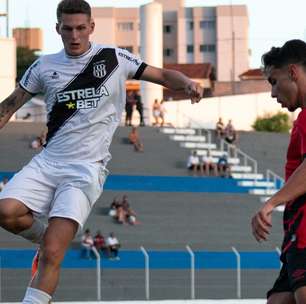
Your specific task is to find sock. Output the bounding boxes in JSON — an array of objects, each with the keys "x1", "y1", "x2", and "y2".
[
  {"x1": 18, "y1": 218, "x2": 47, "y2": 244},
  {"x1": 22, "y1": 287, "x2": 51, "y2": 304}
]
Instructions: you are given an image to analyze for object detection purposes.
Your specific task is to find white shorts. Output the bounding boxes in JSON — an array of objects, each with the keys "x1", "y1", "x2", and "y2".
[{"x1": 0, "y1": 152, "x2": 108, "y2": 228}]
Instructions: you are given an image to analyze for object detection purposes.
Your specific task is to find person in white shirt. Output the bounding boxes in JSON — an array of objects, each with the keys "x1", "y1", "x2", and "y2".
[
  {"x1": 0, "y1": 0, "x2": 203, "y2": 303},
  {"x1": 106, "y1": 232, "x2": 120, "y2": 260},
  {"x1": 81, "y1": 228, "x2": 94, "y2": 259},
  {"x1": 202, "y1": 150, "x2": 218, "y2": 176},
  {"x1": 187, "y1": 151, "x2": 201, "y2": 175}
]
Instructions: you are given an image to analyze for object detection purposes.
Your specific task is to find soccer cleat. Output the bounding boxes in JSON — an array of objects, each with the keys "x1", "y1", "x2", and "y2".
[{"x1": 31, "y1": 248, "x2": 40, "y2": 281}]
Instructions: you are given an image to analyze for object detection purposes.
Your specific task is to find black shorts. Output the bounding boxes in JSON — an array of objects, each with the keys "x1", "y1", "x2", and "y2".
[{"x1": 267, "y1": 249, "x2": 306, "y2": 298}]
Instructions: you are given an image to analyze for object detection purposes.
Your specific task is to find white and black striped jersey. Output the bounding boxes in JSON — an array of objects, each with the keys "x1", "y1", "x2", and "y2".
[{"x1": 20, "y1": 43, "x2": 147, "y2": 164}]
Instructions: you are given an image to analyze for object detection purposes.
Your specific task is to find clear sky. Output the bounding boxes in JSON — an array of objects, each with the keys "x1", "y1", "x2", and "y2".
[{"x1": 1, "y1": 0, "x2": 306, "y2": 68}]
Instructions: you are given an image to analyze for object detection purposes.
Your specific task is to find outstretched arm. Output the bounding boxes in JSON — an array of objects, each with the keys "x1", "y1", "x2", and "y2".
[
  {"x1": 0, "y1": 86, "x2": 33, "y2": 129},
  {"x1": 140, "y1": 65, "x2": 203, "y2": 104},
  {"x1": 251, "y1": 159, "x2": 306, "y2": 242}
]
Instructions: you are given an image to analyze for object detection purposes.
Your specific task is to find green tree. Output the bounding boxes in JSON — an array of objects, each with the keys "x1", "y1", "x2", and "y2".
[
  {"x1": 252, "y1": 112, "x2": 291, "y2": 133},
  {"x1": 16, "y1": 47, "x2": 39, "y2": 82}
]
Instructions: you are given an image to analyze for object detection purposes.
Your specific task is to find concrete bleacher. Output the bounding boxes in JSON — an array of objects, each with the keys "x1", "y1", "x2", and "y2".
[{"x1": 0, "y1": 122, "x2": 284, "y2": 301}]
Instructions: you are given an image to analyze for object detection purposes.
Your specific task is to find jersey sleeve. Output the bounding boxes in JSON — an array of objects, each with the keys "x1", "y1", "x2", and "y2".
[
  {"x1": 116, "y1": 48, "x2": 147, "y2": 80},
  {"x1": 296, "y1": 109, "x2": 306, "y2": 157},
  {"x1": 19, "y1": 59, "x2": 43, "y2": 95}
]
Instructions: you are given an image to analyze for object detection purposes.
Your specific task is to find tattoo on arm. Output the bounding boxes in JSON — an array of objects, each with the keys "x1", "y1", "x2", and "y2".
[{"x1": 0, "y1": 90, "x2": 28, "y2": 125}]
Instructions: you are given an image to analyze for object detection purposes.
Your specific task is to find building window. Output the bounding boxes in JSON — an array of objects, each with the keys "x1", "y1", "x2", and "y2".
[
  {"x1": 164, "y1": 48, "x2": 174, "y2": 57},
  {"x1": 164, "y1": 25, "x2": 172, "y2": 33},
  {"x1": 117, "y1": 22, "x2": 134, "y2": 31},
  {"x1": 187, "y1": 45, "x2": 194, "y2": 53},
  {"x1": 188, "y1": 21, "x2": 194, "y2": 30},
  {"x1": 200, "y1": 44, "x2": 216, "y2": 52},
  {"x1": 119, "y1": 46, "x2": 133, "y2": 53},
  {"x1": 200, "y1": 20, "x2": 216, "y2": 29}
]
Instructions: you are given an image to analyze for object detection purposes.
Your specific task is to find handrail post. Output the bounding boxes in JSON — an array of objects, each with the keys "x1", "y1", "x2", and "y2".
[
  {"x1": 91, "y1": 246, "x2": 101, "y2": 301},
  {"x1": 140, "y1": 246, "x2": 150, "y2": 300},
  {"x1": 232, "y1": 247, "x2": 241, "y2": 299},
  {"x1": 207, "y1": 130, "x2": 211, "y2": 145},
  {"x1": 186, "y1": 245, "x2": 195, "y2": 299},
  {"x1": 275, "y1": 247, "x2": 282, "y2": 268}
]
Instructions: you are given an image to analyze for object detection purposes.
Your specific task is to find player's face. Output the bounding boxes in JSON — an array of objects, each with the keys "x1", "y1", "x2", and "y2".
[
  {"x1": 56, "y1": 13, "x2": 95, "y2": 56},
  {"x1": 266, "y1": 66, "x2": 300, "y2": 112}
]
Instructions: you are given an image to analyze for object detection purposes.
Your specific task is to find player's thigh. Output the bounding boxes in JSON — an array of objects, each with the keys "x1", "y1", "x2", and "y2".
[
  {"x1": 0, "y1": 198, "x2": 31, "y2": 218},
  {"x1": 267, "y1": 292, "x2": 295, "y2": 304}
]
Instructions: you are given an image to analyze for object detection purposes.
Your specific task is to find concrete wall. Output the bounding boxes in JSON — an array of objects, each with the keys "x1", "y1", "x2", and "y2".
[
  {"x1": 162, "y1": 92, "x2": 297, "y2": 131},
  {"x1": 0, "y1": 38, "x2": 16, "y2": 109}
]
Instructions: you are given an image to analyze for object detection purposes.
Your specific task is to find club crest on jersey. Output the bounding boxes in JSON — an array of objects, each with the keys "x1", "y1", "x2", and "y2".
[{"x1": 93, "y1": 60, "x2": 107, "y2": 78}]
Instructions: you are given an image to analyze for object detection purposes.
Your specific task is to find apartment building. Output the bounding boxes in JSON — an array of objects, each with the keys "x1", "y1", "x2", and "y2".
[{"x1": 92, "y1": 0, "x2": 249, "y2": 81}]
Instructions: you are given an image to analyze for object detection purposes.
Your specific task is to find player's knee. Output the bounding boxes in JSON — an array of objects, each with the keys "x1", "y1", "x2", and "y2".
[{"x1": 40, "y1": 244, "x2": 65, "y2": 267}]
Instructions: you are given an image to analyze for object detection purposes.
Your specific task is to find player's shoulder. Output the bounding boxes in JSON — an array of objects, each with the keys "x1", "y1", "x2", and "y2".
[
  {"x1": 35, "y1": 49, "x2": 65, "y2": 65},
  {"x1": 295, "y1": 108, "x2": 306, "y2": 132},
  {"x1": 297, "y1": 108, "x2": 306, "y2": 122}
]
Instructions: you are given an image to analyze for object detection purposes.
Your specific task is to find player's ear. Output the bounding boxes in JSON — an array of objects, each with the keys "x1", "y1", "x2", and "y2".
[
  {"x1": 56, "y1": 23, "x2": 60, "y2": 35},
  {"x1": 90, "y1": 19, "x2": 95, "y2": 34},
  {"x1": 288, "y1": 64, "x2": 298, "y2": 82}
]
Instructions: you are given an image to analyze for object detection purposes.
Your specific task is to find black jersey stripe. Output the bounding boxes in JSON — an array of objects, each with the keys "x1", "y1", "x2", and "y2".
[
  {"x1": 134, "y1": 62, "x2": 148, "y2": 80},
  {"x1": 45, "y1": 48, "x2": 119, "y2": 146}
]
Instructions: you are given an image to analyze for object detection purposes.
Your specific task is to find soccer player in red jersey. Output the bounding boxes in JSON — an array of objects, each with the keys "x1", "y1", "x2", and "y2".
[{"x1": 252, "y1": 39, "x2": 306, "y2": 304}]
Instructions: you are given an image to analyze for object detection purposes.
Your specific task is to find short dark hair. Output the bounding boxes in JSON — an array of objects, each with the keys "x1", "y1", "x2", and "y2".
[
  {"x1": 57, "y1": 0, "x2": 91, "y2": 22},
  {"x1": 262, "y1": 39, "x2": 306, "y2": 71}
]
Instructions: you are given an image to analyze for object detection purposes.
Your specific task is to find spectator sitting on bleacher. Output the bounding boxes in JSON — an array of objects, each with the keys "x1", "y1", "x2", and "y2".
[
  {"x1": 128, "y1": 126, "x2": 144, "y2": 152},
  {"x1": 81, "y1": 229, "x2": 94, "y2": 259},
  {"x1": 187, "y1": 150, "x2": 202, "y2": 176},
  {"x1": 224, "y1": 119, "x2": 237, "y2": 145},
  {"x1": 202, "y1": 150, "x2": 218, "y2": 176},
  {"x1": 0, "y1": 177, "x2": 9, "y2": 192},
  {"x1": 94, "y1": 230, "x2": 106, "y2": 255},
  {"x1": 215, "y1": 117, "x2": 224, "y2": 139},
  {"x1": 122, "y1": 195, "x2": 138, "y2": 225},
  {"x1": 106, "y1": 232, "x2": 121, "y2": 260},
  {"x1": 30, "y1": 130, "x2": 47, "y2": 149},
  {"x1": 217, "y1": 154, "x2": 231, "y2": 178},
  {"x1": 109, "y1": 197, "x2": 119, "y2": 218}
]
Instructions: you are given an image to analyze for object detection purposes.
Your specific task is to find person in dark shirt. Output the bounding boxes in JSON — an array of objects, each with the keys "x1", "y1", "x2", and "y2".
[{"x1": 251, "y1": 39, "x2": 306, "y2": 304}]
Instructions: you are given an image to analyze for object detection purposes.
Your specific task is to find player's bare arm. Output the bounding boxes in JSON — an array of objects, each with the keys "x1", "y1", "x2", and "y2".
[
  {"x1": 252, "y1": 159, "x2": 306, "y2": 242},
  {"x1": 140, "y1": 65, "x2": 203, "y2": 104},
  {"x1": 0, "y1": 86, "x2": 32, "y2": 129}
]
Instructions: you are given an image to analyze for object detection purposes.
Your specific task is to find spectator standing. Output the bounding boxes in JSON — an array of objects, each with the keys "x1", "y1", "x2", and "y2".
[
  {"x1": 135, "y1": 91, "x2": 145, "y2": 126},
  {"x1": 224, "y1": 119, "x2": 237, "y2": 145},
  {"x1": 106, "y1": 232, "x2": 120, "y2": 260},
  {"x1": 125, "y1": 90, "x2": 136, "y2": 126},
  {"x1": 81, "y1": 229, "x2": 94, "y2": 259},
  {"x1": 152, "y1": 99, "x2": 161, "y2": 126},
  {"x1": 215, "y1": 117, "x2": 224, "y2": 139},
  {"x1": 159, "y1": 100, "x2": 166, "y2": 127}
]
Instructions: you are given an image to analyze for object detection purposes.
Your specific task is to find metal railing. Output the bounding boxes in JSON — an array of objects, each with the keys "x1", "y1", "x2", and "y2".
[
  {"x1": 0, "y1": 247, "x2": 282, "y2": 302},
  {"x1": 220, "y1": 139, "x2": 258, "y2": 176},
  {"x1": 266, "y1": 169, "x2": 284, "y2": 190}
]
